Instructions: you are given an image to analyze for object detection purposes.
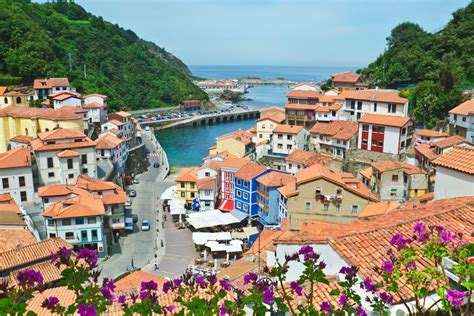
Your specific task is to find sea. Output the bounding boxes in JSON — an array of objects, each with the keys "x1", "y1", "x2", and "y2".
[{"x1": 156, "y1": 65, "x2": 355, "y2": 168}]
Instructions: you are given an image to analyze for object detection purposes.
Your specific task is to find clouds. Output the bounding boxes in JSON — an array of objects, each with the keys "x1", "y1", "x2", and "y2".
[{"x1": 74, "y1": 0, "x2": 469, "y2": 66}]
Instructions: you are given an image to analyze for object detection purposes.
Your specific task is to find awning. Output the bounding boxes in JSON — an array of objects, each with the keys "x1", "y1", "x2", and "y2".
[
  {"x1": 169, "y1": 199, "x2": 186, "y2": 215},
  {"x1": 111, "y1": 222, "x2": 125, "y2": 230},
  {"x1": 218, "y1": 199, "x2": 234, "y2": 212},
  {"x1": 230, "y1": 209, "x2": 248, "y2": 222},
  {"x1": 192, "y1": 232, "x2": 232, "y2": 245},
  {"x1": 186, "y1": 210, "x2": 240, "y2": 229}
]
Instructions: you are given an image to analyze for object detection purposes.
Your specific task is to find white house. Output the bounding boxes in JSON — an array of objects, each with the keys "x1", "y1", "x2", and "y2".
[
  {"x1": 83, "y1": 94, "x2": 108, "y2": 124},
  {"x1": 30, "y1": 129, "x2": 97, "y2": 186},
  {"x1": 95, "y1": 133, "x2": 127, "y2": 175},
  {"x1": 271, "y1": 124, "x2": 308, "y2": 156},
  {"x1": 414, "y1": 129, "x2": 448, "y2": 145},
  {"x1": 310, "y1": 120, "x2": 358, "y2": 159},
  {"x1": 448, "y1": 99, "x2": 473, "y2": 139},
  {"x1": 107, "y1": 112, "x2": 136, "y2": 147},
  {"x1": 433, "y1": 146, "x2": 474, "y2": 200},
  {"x1": 33, "y1": 78, "x2": 70, "y2": 100},
  {"x1": 343, "y1": 89, "x2": 408, "y2": 121},
  {"x1": 357, "y1": 114, "x2": 415, "y2": 155},
  {"x1": 0, "y1": 147, "x2": 34, "y2": 205},
  {"x1": 197, "y1": 177, "x2": 218, "y2": 211},
  {"x1": 253, "y1": 112, "x2": 285, "y2": 144},
  {"x1": 285, "y1": 149, "x2": 329, "y2": 175},
  {"x1": 49, "y1": 91, "x2": 82, "y2": 110}
]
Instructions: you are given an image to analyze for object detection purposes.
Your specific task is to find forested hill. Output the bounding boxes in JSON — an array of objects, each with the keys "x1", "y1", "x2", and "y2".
[
  {"x1": 359, "y1": 1, "x2": 474, "y2": 127},
  {"x1": 0, "y1": 0, "x2": 207, "y2": 111}
]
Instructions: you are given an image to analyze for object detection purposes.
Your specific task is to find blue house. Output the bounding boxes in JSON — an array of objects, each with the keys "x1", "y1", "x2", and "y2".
[
  {"x1": 256, "y1": 170, "x2": 295, "y2": 226},
  {"x1": 233, "y1": 163, "x2": 270, "y2": 219}
]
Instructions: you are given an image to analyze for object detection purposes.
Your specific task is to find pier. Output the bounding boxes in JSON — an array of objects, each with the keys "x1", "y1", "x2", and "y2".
[{"x1": 237, "y1": 78, "x2": 294, "y2": 86}]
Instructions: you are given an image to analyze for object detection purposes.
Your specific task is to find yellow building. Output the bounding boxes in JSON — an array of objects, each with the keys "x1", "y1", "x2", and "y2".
[
  {"x1": 0, "y1": 86, "x2": 33, "y2": 108},
  {"x1": 176, "y1": 167, "x2": 199, "y2": 208},
  {"x1": 0, "y1": 106, "x2": 84, "y2": 152},
  {"x1": 209, "y1": 130, "x2": 254, "y2": 158}
]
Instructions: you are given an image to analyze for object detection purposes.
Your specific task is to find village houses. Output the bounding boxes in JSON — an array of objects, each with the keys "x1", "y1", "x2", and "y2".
[
  {"x1": 33, "y1": 78, "x2": 71, "y2": 100},
  {"x1": 95, "y1": 133, "x2": 128, "y2": 175},
  {"x1": 83, "y1": 94, "x2": 108, "y2": 124},
  {"x1": 0, "y1": 147, "x2": 34, "y2": 205},
  {"x1": 233, "y1": 163, "x2": 269, "y2": 219},
  {"x1": 271, "y1": 124, "x2": 308, "y2": 156},
  {"x1": 208, "y1": 129, "x2": 254, "y2": 158},
  {"x1": 107, "y1": 111, "x2": 136, "y2": 147},
  {"x1": 218, "y1": 156, "x2": 250, "y2": 212},
  {"x1": 285, "y1": 149, "x2": 330, "y2": 175},
  {"x1": 448, "y1": 98, "x2": 474, "y2": 139},
  {"x1": 309, "y1": 120, "x2": 358, "y2": 160},
  {"x1": 176, "y1": 167, "x2": 199, "y2": 209},
  {"x1": 331, "y1": 71, "x2": 369, "y2": 91}
]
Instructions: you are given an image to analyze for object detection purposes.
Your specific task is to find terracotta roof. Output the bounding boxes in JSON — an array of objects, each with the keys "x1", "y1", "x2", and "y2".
[
  {"x1": 284, "y1": 103, "x2": 318, "y2": 111},
  {"x1": 358, "y1": 201, "x2": 401, "y2": 218},
  {"x1": 318, "y1": 94, "x2": 336, "y2": 103},
  {"x1": 43, "y1": 188, "x2": 105, "y2": 219},
  {"x1": 56, "y1": 149, "x2": 80, "y2": 158},
  {"x1": 272, "y1": 124, "x2": 304, "y2": 134},
  {"x1": 286, "y1": 149, "x2": 330, "y2": 167},
  {"x1": 256, "y1": 171, "x2": 295, "y2": 187},
  {"x1": 197, "y1": 176, "x2": 215, "y2": 190},
  {"x1": 357, "y1": 113, "x2": 412, "y2": 128},
  {"x1": 176, "y1": 167, "x2": 199, "y2": 183},
  {"x1": 234, "y1": 163, "x2": 267, "y2": 181},
  {"x1": 58, "y1": 106, "x2": 88, "y2": 114},
  {"x1": 418, "y1": 192, "x2": 434, "y2": 203},
  {"x1": 359, "y1": 166, "x2": 372, "y2": 180},
  {"x1": 83, "y1": 93, "x2": 108, "y2": 99},
  {"x1": 415, "y1": 143, "x2": 438, "y2": 161},
  {"x1": 9, "y1": 260, "x2": 65, "y2": 287},
  {"x1": 0, "y1": 105, "x2": 80, "y2": 120},
  {"x1": 277, "y1": 182, "x2": 295, "y2": 198},
  {"x1": 107, "y1": 119, "x2": 124, "y2": 126},
  {"x1": 83, "y1": 101, "x2": 104, "y2": 109},
  {"x1": 314, "y1": 103, "x2": 342, "y2": 112},
  {"x1": 115, "y1": 270, "x2": 166, "y2": 292},
  {"x1": 216, "y1": 130, "x2": 252, "y2": 144},
  {"x1": 38, "y1": 185, "x2": 77, "y2": 198},
  {"x1": 95, "y1": 134, "x2": 123, "y2": 150},
  {"x1": 432, "y1": 146, "x2": 474, "y2": 174},
  {"x1": 10, "y1": 135, "x2": 33, "y2": 144},
  {"x1": 310, "y1": 120, "x2": 358, "y2": 140},
  {"x1": 50, "y1": 91, "x2": 80, "y2": 101},
  {"x1": 0, "y1": 237, "x2": 72, "y2": 271},
  {"x1": 432, "y1": 135, "x2": 466, "y2": 149},
  {"x1": 31, "y1": 130, "x2": 95, "y2": 152},
  {"x1": 257, "y1": 112, "x2": 286, "y2": 124},
  {"x1": 0, "y1": 211, "x2": 26, "y2": 227},
  {"x1": 200, "y1": 160, "x2": 223, "y2": 171},
  {"x1": 74, "y1": 175, "x2": 119, "y2": 192},
  {"x1": 27, "y1": 287, "x2": 75, "y2": 315},
  {"x1": 111, "y1": 111, "x2": 131, "y2": 118},
  {"x1": 371, "y1": 160, "x2": 419, "y2": 173},
  {"x1": 38, "y1": 128, "x2": 86, "y2": 141},
  {"x1": 331, "y1": 71, "x2": 361, "y2": 84},
  {"x1": 101, "y1": 193, "x2": 128, "y2": 205},
  {"x1": 0, "y1": 147, "x2": 31, "y2": 169},
  {"x1": 415, "y1": 129, "x2": 448, "y2": 138},
  {"x1": 0, "y1": 86, "x2": 7, "y2": 95},
  {"x1": 449, "y1": 99, "x2": 474, "y2": 116},
  {"x1": 220, "y1": 156, "x2": 250, "y2": 169},
  {"x1": 344, "y1": 89, "x2": 407, "y2": 104},
  {"x1": 217, "y1": 259, "x2": 259, "y2": 281},
  {"x1": 0, "y1": 230, "x2": 36, "y2": 253},
  {"x1": 33, "y1": 78, "x2": 69, "y2": 89},
  {"x1": 107, "y1": 128, "x2": 122, "y2": 136},
  {"x1": 287, "y1": 90, "x2": 321, "y2": 99},
  {"x1": 0, "y1": 193, "x2": 19, "y2": 215}
]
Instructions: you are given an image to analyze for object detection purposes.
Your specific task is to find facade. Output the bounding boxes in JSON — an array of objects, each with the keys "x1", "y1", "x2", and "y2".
[
  {"x1": 342, "y1": 89, "x2": 408, "y2": 121},
  {"x1": 83, "y1": 94, "x2": 108, "y2": 124},
  {"x1": 210, "y1": 130, "x2": 254, "y2": 158},
  {"x1": 0, "y1": 148, "x2": 34, "y2": 205},
  {"x1": 271, "y1": 124, "x2": 308, "y2": 156},
  {"x1": 309, "y1": 120, "x2": 358, "y2": 159},
  {"x1": 331, "y1": 71, "x2": 368, "y2": 91},
  {"x1": 414, "y1": 129, "x2": 448, "y2": 145},
  {"x1": 197, "y1": 177, "x2": 217, "y2": 211},
  {"x1": 180, "y1": 100, "x2": 201, "y2": 112},
  {"x1": 448, "y1": 99, "x2": 473, "y2": 138},
  {"x1": 233, "y1": 163, "x2": 269, "y2": 218},
  {"x1": 283, "y1": 164, "x2": 379, "y2": 230},
  {"x1": 253, "y1": 112, "x2": 285, "y2": 144},
  {"x1": 107, "y1": 112, "x2": 135, "y2": 147},
  {"x1": 31, "y1": 129, "x2": 97, "y2": 186},
  {"x1": 0, "y1": 86, "x2": 32, "y2": 108},
  {"x1": 433, "y1": 146, "x2": 474, "y2": 200},
  {"x1": 176, "y1": 167, "x2": 199, "y2": 208},
  {"x1": 285, "y1": 88, "x2": 321, "y2": 128},
  {"x1": 218, "y1": 157, "x2": 250, "y2": 212},
  {"x1": 256, "y1": 171, "x2": 295, "y2": 226},
  {"x1": 8, "y1": 135, "x2": 32, "y2": 149},
  {"x1": 48, "y1": 92, "x2": 81, "y2": 109},
  {"x1": 95, "y1": 134, "x2": 127, "y2": 175},
  {"x1": 0, "y1": 106, "x2": 84, "y2": 152},
  {"x1": 357, "y1": 114, "x2": 414, "y2": 154},
  {"x1": 33, "y1": 78, "x2": 70, "y2": 99},
  {"x1": 285, "y1": 149, "x2": 330, "y2": 175}
]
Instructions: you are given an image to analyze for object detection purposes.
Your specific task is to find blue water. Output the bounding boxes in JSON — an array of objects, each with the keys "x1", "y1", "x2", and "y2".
[
  {"x1": 190, "y1": 65, "x2": 356, "y2": 82},
  {"x1": 242, "y1": 85, "x2": 289, "y2": 108}
]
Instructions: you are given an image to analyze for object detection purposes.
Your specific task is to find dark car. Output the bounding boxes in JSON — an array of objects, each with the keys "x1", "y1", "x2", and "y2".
[
  {"x1": 131, "y1": 214, "x2": 138, "y2": 223},
  {"x1": 129, "y1": 190, "x2": 137, "y2": 197},
  {"x1": 153, "y1": 162, "x2": 160, "y2": 168}
]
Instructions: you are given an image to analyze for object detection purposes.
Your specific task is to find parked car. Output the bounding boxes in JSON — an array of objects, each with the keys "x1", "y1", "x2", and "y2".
[
  {"x1": 125, "y1": 217, "x2": 134, "y2": 232},
  {"x1": 131, "y1": 214, "x2": 138, "y2": 223},
  {"x1": 133, "y1": 179, "x2": 140, "y2": 184},
  {"x1": 125, "y1": 200, "x2": 132, "y2": 208},
  {"x1": 129, "y1": 190, "x2": 137, "y2": 197},
  {"x1": 141, "y1": 219, "x2": 150, "y2": 231},
  {"x1": 153, "y1": 162, "x2": 160, "y2": 168}
]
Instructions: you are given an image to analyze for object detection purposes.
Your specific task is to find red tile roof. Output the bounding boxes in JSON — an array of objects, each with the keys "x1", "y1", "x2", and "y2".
[
  {"x1": 331, "y1": 71, "x2": 361, "y2": 84},
  {"x1": 284, "y1": 103, "x2": 319, "y2": 111},
  {"x1": 0, "y1": 147, "x2": 31, "y2": 169},
  {"x1": 220, "y1": 156, "x2": 250, "y2": 169},
  {"x1": 287, "y1": 90, "x2": 321, "y2": 99},
  {"x1": 344, "y1": 89, "x2": 407, "y2": 104},
  {"x1": 256, "y1": 171, "x2": 295, "y2": 187},
  {"x1": 0, "y1": 86, "x2": 7, "y2": 95},
  {"x1": 176, "y1": 167, "x2": 199, "y2": 182},
  {"x1": 358, "y1": 201, "x2": 401, "y2": 218},
  {"x1": 38, "y1": 128, "x2": 86, "y2": 141},
  {"x1": 83, "y1": 101, "x2": 104, "y2": 109},
  {"x1": 50, "y1": 91, "x2": 80, "y2": 101},
  {"x1": 286, "y1": 149, "x2": 330, "y2": 167},
  {"x1": 415, "y1": 129, "x2": 448, "y2": 138},
  {"x1": 257, "y1": 112, "x2": 286, "y2": 124},
  {"x1": 200, "y1": 159, "x2": 223, "y2": 171},
  {"x1": 0, "y1": 105, "x2": 80, "y2": 120},
  {"x1": 43, "y1": 188, "x2": 105, "y2": 219},
  {"x1": 31, "y1": 129, "x2": 95, "y2": 152},
  {"x1": 56, "y1": 149, "x2": 80, "y2": 158},
  {"x1": 432, "y1": 135, "x2": 466, "y2": 149},
  {"x1": 432, "y1": 146, "x2": 474, "y2": 174},
  {"x1": 358, "y1": 113, "x2": 412, "y2": 128},
  {"x1": 38, "y1": 184, "x2": 77, "y2": 197},
  {"x1": 448, "y1": 99, "x2": 474, "y2": 116},
  {"x1": 107, "y1": 119, "x2": 125, "y2": 126},
  {"x1": 9, "y1": 135, "x2": 33, "y2": 144},
  {"x1": 371, "y1": 160, "x2": 420, "y2": 173},
  {"x1": 95, "y1": 134, "x2": 123, "y2": 150},
  {"x1": 273, "y1": 124, "x2": 304, "y2": 134},
  {"x1": 83, "y1": 93, "x2": 108, "y2": 99},
  {"x1": 0, "y1": 230, "x2": 36, "y2": 253},
  {"x1": 197, "y1": 176, "x2": 215, "y2": 190},
  {"x1": 310, "y1": 120, "x2": 358, "y2": 140},
  {"x1": 415, "y1": 143, "x2": 438, "y2": 161},
  {"x1": 234, "y1": 163, "x2": 267, "y2": 181},
  {"x1": 33, "y1": 78, "x2": 69, "y2": 89}
]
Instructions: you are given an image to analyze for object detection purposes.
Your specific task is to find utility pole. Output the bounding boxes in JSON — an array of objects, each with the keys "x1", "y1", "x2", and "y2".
[
  {"x1": 68, "y1": 53, "x2": 72, "y2": 73},
  {"x1": 84, "y1": 64, "x2": 87, "y2": 78}
]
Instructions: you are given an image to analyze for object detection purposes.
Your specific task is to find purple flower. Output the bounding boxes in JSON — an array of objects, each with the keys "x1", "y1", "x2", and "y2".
[
  {"x1": 290, "y1": 281, "x2": 303, "y2": 296},
  {"x1": 51, "y1": 247, "x2": 72, "y2": 265},
  {"x1": 195, "y1": 275, "x2": 206, "y2": 288},
  {"x1": 298, "y1": 245, "x2": 314, "y2": 255},
  {"x1": 207, "y1": 274, "x2": 218, "y2": 285},
  {"x1": 362, "y1": 277, "x2": 377, "y2": 292},
  {"x1": 389, "y1": 233, "x2": 412, "y2": 250},
  {"x1": 405, "y1": 259, "x2": 416, "y2": 270},
  {"x1": 100, "y1": 287, "x2": 114, "y2": 301},
  {"x1": 243, "y1": 272, "x2": 258, "y2": 285},
  {"x1": 318, "y1": 261, "x2": 327, "y2": 270},
  {"x1": 339, "y1": 266, "x2": 357, "y2": 282},
  {"x1": 338, "y1": 294, "x2": 347, "y2": 306},
  {"x1": 173, "y1": 278, "x2": 182, "y2": 288},
  {"x1": 219, "y1": 279, "x2": 232, "y2": 291},
  {"x1": 285, "y1": 252, "x2": 299, "y2": 262},
  {"x1": 355, "y1": 306, "x2": 367, "y2": 316},
  {"x1": 104, "y1": 278, "x2": 115, "y2": 291},
  {"x1": 41, "y1": 296, "x2": 59, "y2": 310},
  {"x1": 77, "y1": 248, "x2": 98, "y2": 266},
  {"x1": 263, "y1": 287, "x2": 274, "y2": 304},
  {"x1": 167, "y1": 305, "x2": 175, "y2": 313},
  {"x1": 446, "y1": 289, "x2": 465, "y2": 307},
  {"x1": 118, "y1": 294, "x2": 126, "y2": 304},
  {"x1": 381, "y1": 261, "x2": 394, "y2": 274},
  {"x1": 220, "y1": 304, "x2": 227, "y2": 315},
  {"x1": 413, "y1": 222, "x2": 429, "y2": 242},
  {"x1": 77, "y1": 304, "x2": 96, "y2": 316},
  {"x1": 140, "y1": 280, "x2": 158, "y2": 292},
  {"x1": 16, "y1": 269, "x2": 43, "y2": 287},
  {"x1": 440, "y1": 230, "x2": 454, "y2": 244},
  {"x1": 162, "y1": 281, "x2": 171, "y2": 293},
  {"x1": 320, "y1": 301, "x2": 331, "y2": 312},
  {"x1": 380, "y1": 292, "x2": 393, "y2": 305},
  {"x1": 139, "y1": 290, "x2": 149, "y2": 300}
]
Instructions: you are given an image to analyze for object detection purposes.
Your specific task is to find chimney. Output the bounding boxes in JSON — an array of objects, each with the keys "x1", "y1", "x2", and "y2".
[{"x1": 16, "y1": 242, "x2": 21, "y2": 248}]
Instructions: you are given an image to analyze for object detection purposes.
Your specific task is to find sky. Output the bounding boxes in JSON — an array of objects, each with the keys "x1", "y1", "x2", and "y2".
[{"x1": 67, "y1": 0, "x2": 470, "y2": 67}]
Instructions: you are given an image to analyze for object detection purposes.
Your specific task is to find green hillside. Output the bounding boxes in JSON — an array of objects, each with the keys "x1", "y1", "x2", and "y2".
[
  {"x1": 0, "y1": 0, "x2": 207, "y2": 111},
  {"x1": 359, "y1": 2, "x2": 474, "y2": 127}
]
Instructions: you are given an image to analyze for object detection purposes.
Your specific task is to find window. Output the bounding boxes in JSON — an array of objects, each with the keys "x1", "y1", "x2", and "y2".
[
  {"x1": 401, "y1": 141, "x2": 405, "y2": 149},
  {"x1": 67, "y1": 158, "x2": 73, "y2": 169},
  {"x1": 237, "y1": 202, "x2": 242, "y2": 208},
  {"x1": 378, "y1": 141, "x2": 383, "y2": 147},
  {"x1": 243, "y1": 181, "x2": 249, "y2": 188},
  {"x1": 18, "y1": 176, "x2": 25, "y2": 187},
  {"x1": 88, "y1": 217, "x2": 97, "y2": 224},
  {"x1": 388, "y1": 104, "x2": 397, "y2": 113},
  {"x1": 91, "y1": 229, "x2": 98, "y2": 241},
  {"x1": 362, "y1": 140, "x2": 368, "y2": 145},
  {"x1": 47, "y1": 219, "x2": 54, "y2": 226},
  {"x1": 392, "y1": 175, "x2": 399, "y2": 182},
  {"x1": 462, "y1": 116, "x2": 466, "y2": 122},
  {"x1": 2, "y1": 178, "x2": 9, "y2": 189},
  {"x1": 81, "y1": 154, "x2": 87, "y2": 164},
  {"x1": 47, "y1": 157, "x2": 54, "y2": 168},
  {"x1": 305, "y1": 202, "x2": 312, "y2": 211},
  {"x1": 259, "y1": 134, "x2": 263, "y2": 139},
  {"x1": 350, "y1": 100, "x2": 355, "y2": 109},
  {"x1": 237, "y1": 190, "x2": 241, "y2": 197},
  {"x1": 351, "y1": 205, "x2": 359, "y2": 214},
  {"x1": 315, "y1": 187, "x2": 322, "y2": 195},
  {"x1": 287, "y1": 144, "x2": 292, "y2": 150},
  {"x1": 205, "y1": 172, "x2": 210, "y2": 177},
  {"x1": 49, "y1": 233, "x2": 56, "y2": 238},
  {"x1": 288, "y1": 163, "x2": 292, "y2": 169},
  {"x1": 323, "y1": 203, "x2": 329, "y2": 211},
  {"x1": 62, "y1": 219, "x2": 72, "y2": 226},
  {"x1": 373, "y1": 102, "x2": 377, "y2": 112},
  {"x1": 190, "y1": 183, "x2": 195, "y2": 189},
  {"x1": 262, "y1": 124, "x2": 266, "y2": 129},
  {"x1": 82, "y1": 168, "x2": 88, "y2": 174},
  {"x1": 372, "y1": 139, "x2": 378, "y2": 146},
  {"x1": 243, "y1": 193, "x2": 248, "y2": 200},
  {"x1": 336, "y1": 204, "x2": 341, "y2": 212},
  {"x1": 390, "y1": 188, "x2": 397, "y2": 197},
  {"x1": 277, "y1": 144, "x2": 283, "y2": 149},
  {"x1": 336, "y1": 188, "x2": 342, "y2": 195},
  {"x1": 362, "y1": 124, "x2": 369, "y2": 131},
  {"x1": 236, "y1": 179, "x2": 241, "y2": 185},
  {"x1": 357, "y1": 101, "x2": 362, "y2": 110},
  {"x1": 181, "y1": 192, "x2": 185, "y2": 197},
  {"x1": 287, "y1": 135, "x2": 292, "y2": 140},
  {"x1": 278, "y1": 134, "x2": 283, "y2": 139},
  {"x1": 401, "y1": 128, "x2": 406, "y2": 135},
  {"x1": 76, "y1": 218, "x2": 84, "y2": 225},
  {"x1": 190, "y1": 192, "x2": 195, "y2": 198},
  {"x1": 180, "y1": 183, "x2": 185, "y2": 188},
  {"x1": 20, "y1": 191, "x2": 27, "y2": 202},
  {"x1": 204, "y1": 190, "x2": 211, "y2": 196},
  {"x1": 68, "y1": 174, "x2": 74, "y2": 179},
  {"x1": 81, "y1": 230, "x2": 88, "y2": 241},
  {"x1": 65, "y1": 232, "x2": 75, "y2": 240},
  {"x1": 243, "y1": 204, "x2": 248, "y2": 211}
]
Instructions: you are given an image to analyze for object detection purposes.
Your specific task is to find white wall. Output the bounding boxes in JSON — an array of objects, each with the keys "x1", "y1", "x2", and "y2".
[
  {"x1": 383, "y1": 126, "x2": 401, "y2": 154},
  {"x1": 0, "y1": 167, "x2": 34, "y2": 204},
  {"x1": 272, "y1": 130, "x2": 308, "y2": 155},
  {"x1": 344, "y1": 99, "x2": 408, "y2": 121},
  {"x1": 53, "y1": 97, "x2": 81, "y2": 109},
  {"x1": 434, "y1": 167, "x2": 474, "y2": 199},
  {"x1": 449, "y1": 113, "x2": 469, "y2": 129}
]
